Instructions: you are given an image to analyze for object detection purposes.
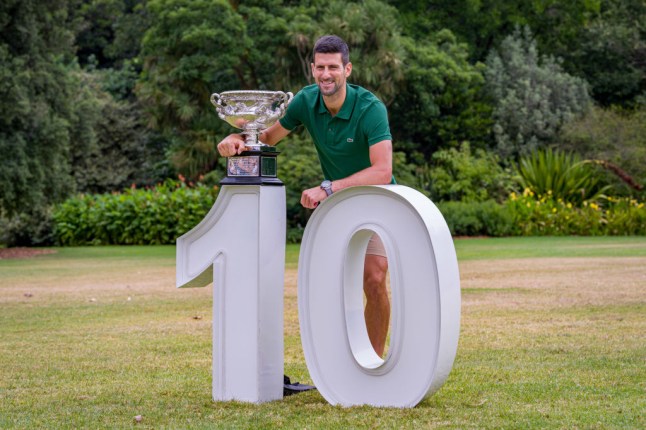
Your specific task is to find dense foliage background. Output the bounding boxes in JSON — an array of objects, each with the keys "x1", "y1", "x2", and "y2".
[{"x1": 1, "y1": 0, "x2": 644, "y2": 245}]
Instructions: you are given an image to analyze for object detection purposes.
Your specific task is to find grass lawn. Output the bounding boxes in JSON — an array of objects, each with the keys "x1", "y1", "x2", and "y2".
[{"x1": 0, "y1": 237, "x2": 644, "y2": 428}]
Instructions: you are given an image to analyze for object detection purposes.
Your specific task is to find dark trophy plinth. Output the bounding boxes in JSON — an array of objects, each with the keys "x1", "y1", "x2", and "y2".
[
  {"x1": 220, "y1": 146, "x2": 282, "y2": 186},
  {"x1": 211, "y1": 90, "x2": 293, "y2": 186}
]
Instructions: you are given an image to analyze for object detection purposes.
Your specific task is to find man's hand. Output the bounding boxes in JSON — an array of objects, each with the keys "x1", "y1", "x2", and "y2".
[
  {"x1": 217, "y1": 134, "x2": 247, "y2": 157},
  {"x1": 301, "y1": 186, "x2": 328, "y2": 209}
]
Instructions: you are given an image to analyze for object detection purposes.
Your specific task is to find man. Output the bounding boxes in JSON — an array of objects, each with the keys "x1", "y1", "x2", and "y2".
[{"x1": 217, "y1": 35, "x2": 393, "y2": 357}]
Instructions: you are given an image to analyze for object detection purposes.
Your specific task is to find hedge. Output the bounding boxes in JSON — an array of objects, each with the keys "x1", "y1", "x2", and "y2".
[
  {"x1": 52, "y1": 180, "x2": 219, "y2": 245},
  {"x1": 52, "y1": 183, "x2": 645, "y2": 245}
]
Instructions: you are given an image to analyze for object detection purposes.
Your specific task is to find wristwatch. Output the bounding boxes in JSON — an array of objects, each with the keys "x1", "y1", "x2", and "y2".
[{"x1": 320, "y1": 180, "x2": 333, "y2": 196}]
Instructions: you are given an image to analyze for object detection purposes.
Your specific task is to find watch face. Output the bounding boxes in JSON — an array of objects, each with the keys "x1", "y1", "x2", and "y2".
[{"x1": 321, "y1": 180, "x2": 332, "y2": 195}]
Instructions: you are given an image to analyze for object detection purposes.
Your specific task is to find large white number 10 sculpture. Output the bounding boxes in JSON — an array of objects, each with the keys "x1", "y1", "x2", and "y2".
[{"x1": 176, "y1": 183, "x2": 460, "y2": 408}]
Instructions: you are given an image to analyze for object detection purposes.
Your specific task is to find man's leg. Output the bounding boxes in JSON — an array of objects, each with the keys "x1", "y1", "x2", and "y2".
[{"x1": 364, "y1": 235, "x2": 390, "y2": 357}]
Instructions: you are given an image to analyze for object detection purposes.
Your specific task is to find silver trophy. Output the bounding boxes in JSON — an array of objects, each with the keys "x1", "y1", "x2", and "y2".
[
  {"x1": 210, "y1": 90, "x2": 293, "y2": 185},
  {"x1": 210, "y1": 90, "x2": 293, "y2": 150}
]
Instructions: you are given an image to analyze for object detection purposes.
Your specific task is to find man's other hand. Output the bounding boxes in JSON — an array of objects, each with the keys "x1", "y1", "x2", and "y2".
[
  {"x1": 301, "y1": 186, "x2": 328, "y2": 209},
  {"x1": 217, "y1": 134, "x2": 246, "y2": 157}
]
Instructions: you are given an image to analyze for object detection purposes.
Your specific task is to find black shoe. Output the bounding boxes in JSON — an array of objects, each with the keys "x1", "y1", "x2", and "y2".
[{"x1": 283, "y1": 375, "x2": 316, "y2": 397}]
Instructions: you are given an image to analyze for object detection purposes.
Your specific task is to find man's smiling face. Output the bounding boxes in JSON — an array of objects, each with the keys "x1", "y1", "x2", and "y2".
[{"x1": 311, "y1": 52, "x2": 352, "y2": 97}]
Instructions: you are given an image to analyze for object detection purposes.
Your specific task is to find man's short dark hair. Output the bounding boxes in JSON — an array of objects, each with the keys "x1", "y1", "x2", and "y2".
[{"x1": 313, "y1": 35, "x2": 350, "y2": 65}]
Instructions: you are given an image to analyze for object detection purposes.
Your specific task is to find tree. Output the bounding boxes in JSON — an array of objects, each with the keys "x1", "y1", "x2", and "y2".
[
  {"x1": 391, "y1": 0, "x2": 646, "y2": 107},
  {"x1": 136, "y1": 0, "x2": 251, "y2": 178},
  {"x1": 69, "y1": 70, "x2": 170, "y2": 193},
  {"x1": 485, "y1": 27, "x2": 591, "y2": 159},
  {"x1": 232, "y1": 0, "x2": 294, "y2": 91},
  {"x1": 75, "y1": 0, "x2": 125, "y2": 68},
  {"x1": 390, "y1": 1, "x2": 600, "y2": 63},
  {"x1": 75, "y1": 0, "x2": 149, "y2": 68},
  {"x1": 561, "y1": 0, "x2": 646, "y2": 107},
  {"x1": 284, "y1": 0, "x2": 406, "y2": 104},
  {"x1": 0, "y1": 0, "x2": 82, "y2": 244},
  {"x1": 560, "y1": 106, "x2": 646, "y2": 197},
  {"x1": 389, "y1": 30, "x2": 493, "y2": 158}
]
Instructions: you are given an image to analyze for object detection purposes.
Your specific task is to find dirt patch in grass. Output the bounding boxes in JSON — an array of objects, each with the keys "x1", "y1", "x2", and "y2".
[
  {"x1": 3, "y1": 251, "x2": 644, "y2": 315},
  {"x1": 281, "y1": 256, "x2": 646, "y2": 318},
  {"x1": 459, "y1": 257, "x2": 646, "y2": 309},
  {"x1": 0, "y1": 248, "x2": 57, "y2": 259},
  {"x1": 0, "y1": 265, "x2": 182, "y2": 305}
]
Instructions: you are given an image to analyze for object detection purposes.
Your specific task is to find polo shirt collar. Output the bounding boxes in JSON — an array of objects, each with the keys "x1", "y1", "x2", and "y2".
[{"x1": 317, "y1": 84, "x2": 356, "y2": 119}]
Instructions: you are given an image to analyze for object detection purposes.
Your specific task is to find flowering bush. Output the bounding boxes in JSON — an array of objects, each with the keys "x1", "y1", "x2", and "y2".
[
  {"x1": 52, "y1": 180, "x2": 219, "y2": 245},
  {"x1": 506, "y1": 188, "x2": 646, "y2": 236},
  {"x1": 604, "y1": 197, "x2": 646, "y2": 235}
]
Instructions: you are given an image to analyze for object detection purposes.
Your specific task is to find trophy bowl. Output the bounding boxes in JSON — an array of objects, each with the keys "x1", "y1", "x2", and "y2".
[{"x1": 210, "y1": 90, "x2": 293, "y2": 149}]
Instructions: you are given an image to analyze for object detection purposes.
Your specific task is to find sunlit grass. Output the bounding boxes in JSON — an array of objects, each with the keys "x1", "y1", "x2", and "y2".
[{"x1": 454, "y1": 236, "x2": 646, "y2": 260}]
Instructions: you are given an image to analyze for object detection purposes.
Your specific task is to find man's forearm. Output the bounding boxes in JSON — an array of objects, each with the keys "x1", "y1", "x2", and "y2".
[
  {"x1": 259, "y1": 122, "x2": 290, "y2": 146},
  {"x1": 258, "y1": 130, "x2": 272, "y2": 145},
  {"x1": 331, "y1": 139, "x2": 393, "y2": 193},
  {"x1": 331, "y1": 165, "x2": 392, "y2": 193}
]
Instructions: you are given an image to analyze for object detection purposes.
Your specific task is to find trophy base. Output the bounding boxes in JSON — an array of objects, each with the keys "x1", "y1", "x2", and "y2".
[
  {"x1": 220, "y1": 176, "x2": 283, "y2": 186},
  {"x1": 220, "y1": 147, "x2": 283, "y2": 186}
]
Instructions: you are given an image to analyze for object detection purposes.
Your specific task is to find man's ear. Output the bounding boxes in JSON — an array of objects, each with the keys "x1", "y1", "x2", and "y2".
[{"x1": 345, "y1": 62, "x2": 352, "y2": 78}]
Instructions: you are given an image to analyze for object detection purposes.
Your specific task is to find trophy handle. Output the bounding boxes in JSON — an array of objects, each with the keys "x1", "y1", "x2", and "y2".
[
  {"x1": 283, "y1": 91, "x2": 293, "y2": 106},
  {"x1": 210, "y1": 93, "x2": 223, "y2": 108},
  {"x1": 277, "y1": 91, "x2": 294, "y2": 113}
]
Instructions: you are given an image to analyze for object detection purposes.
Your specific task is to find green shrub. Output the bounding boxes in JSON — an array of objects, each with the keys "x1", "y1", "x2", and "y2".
[
  {"x1": 52, "y1": 180, "x2": 219, "y2": 245},
  {"x1": 276, "y1": 133, "x2": 324, "y2": 239},
  {"x1": 429, "y1": 142, "x2": 515, "y2": 203},
  {"x1": 437, "y1": 200, "x2": 515, "y2": 237},
  {"x1": 0, "y1": 207, "x2": 54, "y2": 247}
]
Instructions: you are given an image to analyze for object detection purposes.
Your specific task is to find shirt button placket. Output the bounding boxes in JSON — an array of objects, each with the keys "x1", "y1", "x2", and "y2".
[{"x1": 327, "y1": 119, "x2": 334, "y2": 145}]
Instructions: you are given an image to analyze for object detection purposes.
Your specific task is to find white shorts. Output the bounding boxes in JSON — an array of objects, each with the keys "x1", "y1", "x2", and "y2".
[{"x1": 366, "y1": 233, "x2": 387, "y2": 258}]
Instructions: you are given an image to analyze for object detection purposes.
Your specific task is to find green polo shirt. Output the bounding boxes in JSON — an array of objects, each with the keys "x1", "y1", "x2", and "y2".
[{"x1": 280, "y1": 83, "x2": 394, "y2": 182}]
